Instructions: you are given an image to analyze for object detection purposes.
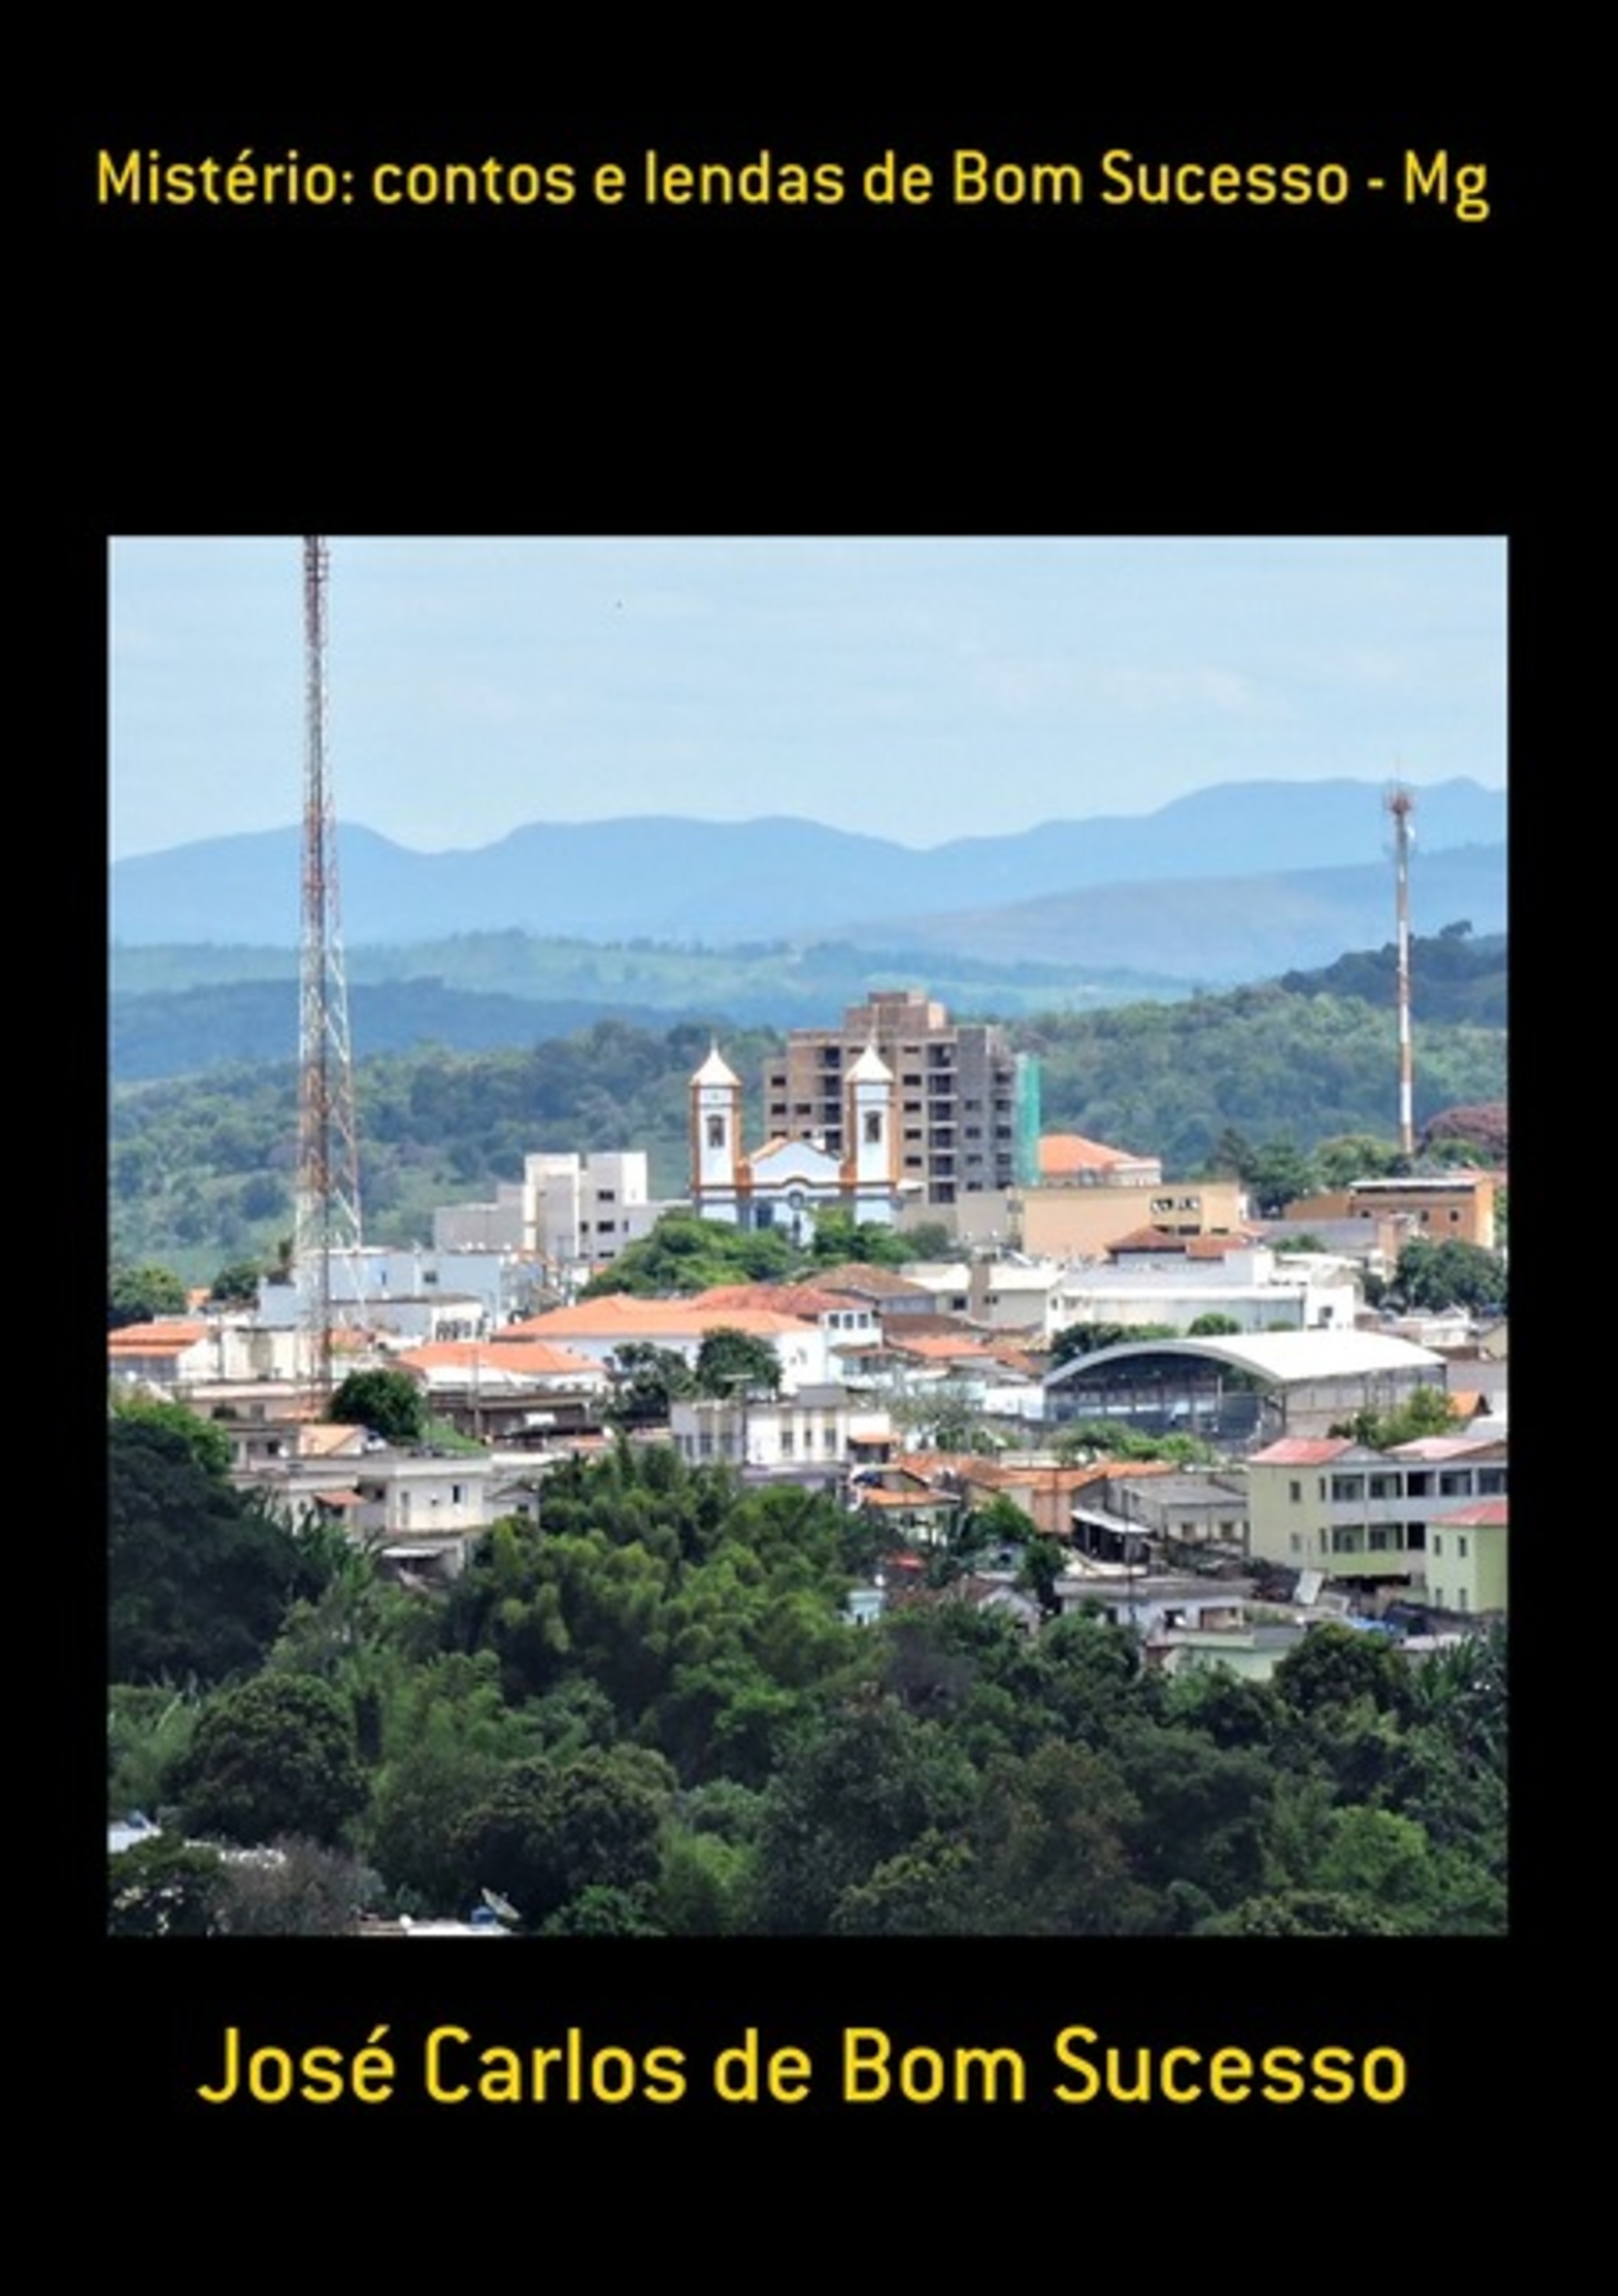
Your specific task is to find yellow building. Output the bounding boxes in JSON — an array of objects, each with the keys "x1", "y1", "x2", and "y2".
[
  {"x1": 1246, "y1": 1433, "x2": 1507, "y2": 1594},
  {"x1": 1285, "y1": 1173, "x2": 1497, "y2": 1250},
  {"x1": 1423, "y1": 1498, "x2": 1508, "y2": 1617}
]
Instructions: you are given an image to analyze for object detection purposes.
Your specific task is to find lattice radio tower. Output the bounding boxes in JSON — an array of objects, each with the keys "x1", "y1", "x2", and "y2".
[
  {"x1": 1386, "y1": 783, "x2": 1417, "y2": 1157},
  {"x1": 294, "y1": 535, "x2": 363, "y2": 1404}
]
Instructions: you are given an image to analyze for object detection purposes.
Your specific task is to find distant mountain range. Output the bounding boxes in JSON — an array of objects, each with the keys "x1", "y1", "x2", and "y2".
[{"x1": 111, "y1": 778, "x2": 1507, "y2": 952}]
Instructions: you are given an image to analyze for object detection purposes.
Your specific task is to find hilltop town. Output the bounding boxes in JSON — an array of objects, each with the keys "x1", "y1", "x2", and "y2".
[{"x1": 109, "y1": 981, "x2": 1509, "y2": 1939}]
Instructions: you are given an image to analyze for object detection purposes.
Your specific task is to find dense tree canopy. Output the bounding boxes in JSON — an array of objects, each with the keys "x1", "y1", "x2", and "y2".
[
  {"x1": 109, "y1": 1429, "x2": 1506, "y2": 1936},
  {"x1": 109, "y1": 1419, "x2": 330, "y2": 1684},
  {"x1": 328, "y1": 1368, "x2": 428, "y2": 1445},
  {"x1": 109, "y1": 1261, "x2": 188, "y2": 1328}
]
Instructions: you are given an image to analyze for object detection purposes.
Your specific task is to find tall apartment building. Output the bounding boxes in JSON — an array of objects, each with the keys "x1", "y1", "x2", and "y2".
[{"x1": 763, "y1": 990, "x2": 1032, "y2": 1207}]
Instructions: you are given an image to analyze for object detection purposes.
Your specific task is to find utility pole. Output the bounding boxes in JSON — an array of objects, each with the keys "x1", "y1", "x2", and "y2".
[
  {"x1": 294, "y1": 536, "x2": 364, "y2": 1406},
  {"x1": 1387, "y1": 784, "x2": 1416, "y2": 1157}
]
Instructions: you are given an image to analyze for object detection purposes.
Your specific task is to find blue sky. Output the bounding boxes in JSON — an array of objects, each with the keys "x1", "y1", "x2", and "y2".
[{"x1": 109, "y1": 536, "x2": 1506, "y2": 859}]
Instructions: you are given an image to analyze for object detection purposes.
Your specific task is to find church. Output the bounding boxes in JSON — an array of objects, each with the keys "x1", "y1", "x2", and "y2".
[{"x1": 689, "y1": 1042, "x2": 918, "y2": 1242}]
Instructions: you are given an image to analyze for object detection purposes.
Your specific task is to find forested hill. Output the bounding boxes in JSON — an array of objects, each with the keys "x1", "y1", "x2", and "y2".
[
  {"x1": 1278, "y1": 927, "x2": 1505, "y2": 1027},
  {"x1": 111, "y1": 957, "x2": 1508, "y2": 1273}
]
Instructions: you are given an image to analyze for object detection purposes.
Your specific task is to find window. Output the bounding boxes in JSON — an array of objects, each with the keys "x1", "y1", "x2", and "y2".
[
  {"x1": 1368, "y1": 1474, "x2": 1398, "y2": 1499},
  {"x1": 1369, "y1": 1526, "x2": 1396, "y2": 1551},
  {"x1": 1330, "y1": 1526, "x2": 1364, "y2": 1554},
  {"x1": 1331, "y1": 1476, "x2": 1365, "y2": 1503},
  {"x1": 1458, "y1": 1534, "x2": 1469, "y2": 1558},
  {"x1": 1431, "y1": 1534, "x2": 1443, "y2": 1557},
  {"x1": 1289, "y1": 1479, "x2": 1302, "y2": 1504},
  {"x1": 864, "y1": 1110, "x2": 882, "y2": 1144},
  {"x1": 706, "y1": 1115, "x2": 725, "y2": 1149}
]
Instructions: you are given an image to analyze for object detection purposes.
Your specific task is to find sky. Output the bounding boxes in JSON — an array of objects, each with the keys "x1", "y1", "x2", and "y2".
[{"x1": 109, "y1": 536, "x2": 1506, "y2": 861}]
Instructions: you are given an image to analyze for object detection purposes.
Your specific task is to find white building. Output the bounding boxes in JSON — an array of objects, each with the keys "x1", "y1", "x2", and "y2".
[{"x1": 431, "y1": 1150, "x2": 671, "y2": 1282}]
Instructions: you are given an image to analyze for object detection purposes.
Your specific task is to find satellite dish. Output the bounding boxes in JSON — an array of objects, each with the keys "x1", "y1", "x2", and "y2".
[{"x1": 481, "y1": 1886, "x2": 520, "y2": 1926}]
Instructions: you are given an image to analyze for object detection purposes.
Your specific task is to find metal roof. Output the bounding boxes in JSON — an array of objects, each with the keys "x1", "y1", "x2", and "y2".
[{"x1": 1046, "y1": 1329, "x2": 1445, "y2": 1390}]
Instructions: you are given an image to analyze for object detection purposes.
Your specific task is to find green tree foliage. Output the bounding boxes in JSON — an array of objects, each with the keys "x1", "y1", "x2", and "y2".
[
  {"x1": 1243, "y1": 1141, "x2": 1321, "y2": 1215},
  {"x1": 109, "y1": 1260, "x2": 188, "y2": 1327},
  {"x1": 108, "y1": 1835, "x2": 226, "y2": 1936},
  {"x1": 108, "y1": 1684, "x2": 202, "y2": 1819},
  {"x1": 694, "y1": 1326, "x2": 783, "y2": 1397},
  {"x1": 1186, "y1": 1313, "x2": 1243, "y2": 1336},
  {"x1": 582, "y1": 1213, "x2": 796, "y2": 1298},
  {"x1": 806, "y1": 1212, "x2": 939, "y2": 1269},
  {"x1": 967, "y1": 1741, "x2": 1156, "y2": 1935},
  {"x1": 753, "y1": 1700, "x2": 978, "y2": 1934},
  {"x1": 604, "y1": 1344, "x2": 696, "y2": 1430},
  {"x1": 1389, "y1": 1238, "x2": 1507, "y2": 1315},
  {"x1": 174, "y1": 1674, "x2": 368, "y2": 1847},
  {"x1": 110, "y1": 1391, "x2": 233, "y2": 1478},
  {"x1": 450, "y1": 1748, "x2": 673, "y2": 1928},
  {"x1": 109, "y1": 1420, "x2": 331, "y2": 1684},
  {"x1": 1271, "y1": 1623, "x2": 1411, "y2": 1724},
  {"x1": 1331, "y1": 1383, "x2": 1457, "y2": 1447},
  {"x1": 207, "y1": 1258, "x2": 263, "y2": 1306},
  {"x1": 328, "y1": 1368, "x2": 428, "y2": 1445},
  {"x1": 1196, "y1": 1889, "x2": 1405, "y2": 1936}
]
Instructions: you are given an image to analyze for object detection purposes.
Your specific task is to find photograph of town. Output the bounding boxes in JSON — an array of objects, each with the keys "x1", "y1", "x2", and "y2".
[{"x1": 108, "y1": 535, "x2": 1508, "y2": 1941}]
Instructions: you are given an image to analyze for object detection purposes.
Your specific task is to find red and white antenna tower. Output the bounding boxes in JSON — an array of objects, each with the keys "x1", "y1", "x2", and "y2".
[
  {"x1": 294, "y1": 535, "x2": 363, "y2": 1403},
  {"x1": 1386, "y1": 783, "x2": 1416, "y2": 1156}
]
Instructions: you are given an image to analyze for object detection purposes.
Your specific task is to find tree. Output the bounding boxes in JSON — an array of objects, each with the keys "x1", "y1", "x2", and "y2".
[
  {"x1": 605, "y1": 1342, "x2": 696, "y2": 1429},
  {"x1": 1389, "y1": 1238, "x2": 1506, "y2": 1316},
  {"x1": 111, "y1": 1391, "x2": 233, "y2": 1478},
  {"x1": 1186, "y1": 1313, "x2": 1242, "y2": 1337},
  {"x1": 174, "y1": 1674, "x2": 368, "y2": 1847},
  {"x1": 108, "y1": 1835, "x2": 225, "y2": 1936},
  {"x1": 328, "y1": 1368, "x2": 427, "y2": 1446},
  {"x1": 450, "y1": 1749, "x2": 672, "y2": 1927},
  {"x1": 694, "y1": 1326, "x2": 783, "y2": 1398},
  {"x1": 109, "y1": 1261, "x2": 188, "y2": 1329},
  {"x1": 1244, "y1": 1142, "x2": 1321, "y2": 1216},
  {"x1": 1271, "y1": 1623, "x2": 1411, "y2": 1723},
  {"x1": 109, "y1": 1419, "x2": 330, "y2": 1684},
  {"x1": 208, "y1": 1258, "x2": 263, "y2": 1308},
  {"x1": 582, "y1": 1213, "x2": 795, "y2": 1297},
  {"x1": 1331, "y1": 1383, "x2": 1457, "y2": 1447}
]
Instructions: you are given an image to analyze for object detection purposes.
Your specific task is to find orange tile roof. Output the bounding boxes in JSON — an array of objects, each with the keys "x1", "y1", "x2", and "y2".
[
  {"x1": 511, "y1": 1300, "x2": 812, "y2": 1340},
  {"x1": 108, "y1": 1320, "x2": 208, "y2": 1351},
  {"x1": 1107, "y1": 1228, "x2": 1191, "y2": 1254},
  {"x1": 398, "y1": 1339, "x2": 605, "y2": 1378},
  {"x1": 1430, "y1": 1499, "x2": 1508, "y2": 1527},
  {"x1": 1039, "y1": 1133, "x2": 1141, "y2": 1176},
  {"x1": 691, "y1": 1283, "x2": 856, "y2": 1317},
  {"x1": 1249, "y1": 1438, "x2": 1353, "y2": 1466}
]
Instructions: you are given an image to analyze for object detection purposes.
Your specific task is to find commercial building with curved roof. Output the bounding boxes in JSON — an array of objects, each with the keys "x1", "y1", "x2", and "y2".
[{"x1": 1044, "y1": 1328, "x2": 1447, "y2": 1446}]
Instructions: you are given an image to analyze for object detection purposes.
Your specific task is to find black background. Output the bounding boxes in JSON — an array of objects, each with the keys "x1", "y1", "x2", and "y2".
[{"x1": 64, "y1": 41, "x2": 1535, "y2": 2213}]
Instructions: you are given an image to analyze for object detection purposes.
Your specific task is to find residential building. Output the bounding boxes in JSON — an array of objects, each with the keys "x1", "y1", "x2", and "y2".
[
  {"x1": 951, "y1": 1174, "x2": 1248, "y2": 1254},
  {"x1": 669, "y1": 1386, "x2": 893, "y2": 1473},
  {"x1": 762, "y1": 990, "x2": 1035, "y2": 1206},
  {"x1": 1424, "y1": 1497, "x2": 1509, "y2": 1617},
  {"x1": 432, "y1": 1150, "x2": 668, "y2": 1280},
  {"x1": 1284, "y1": 1172, "x2": 1499, "y2": 1251},
  {"x1": 1246, "y1": 1432, "x2": 1508, "y2": 1600}
]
